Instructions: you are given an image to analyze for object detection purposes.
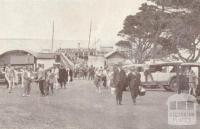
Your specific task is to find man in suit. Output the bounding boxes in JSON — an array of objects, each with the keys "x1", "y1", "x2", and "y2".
[
  {"x1": 37, "y1": 66, "x2": 45, "y2": 96},
  {"x1": 59, "y1": 65, "x2": 68, "y2": 88},
  {"x1": 5, "y1": 65, "x2": 16, "y2": 93},
  {"x1": 127, "y1": 67, "x2": 140, "y2": 104},
  {"x1": 22, "y1": 67, "x2": 32, "y2": 97},
  {"x1": 113, "y1": 64, "x2": 127, "y2": 105}
]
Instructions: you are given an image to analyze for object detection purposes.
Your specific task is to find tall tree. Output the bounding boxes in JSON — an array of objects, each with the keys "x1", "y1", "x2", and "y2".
[
  {"x1": 119, "y1": 1, "x2": 200, "y2": 63},
  {"x1": 149, "y1": 0, "x2": 200, "y2": 62},
  {"x1": 148, "y1": 0, "x2": 195, "y2": 9},
  {"x1": 118, "y1": 3, "x2": 170, "y2": 63},
  {"x1": 168, "y1": 12, "x2": 200, "y2": 62}
]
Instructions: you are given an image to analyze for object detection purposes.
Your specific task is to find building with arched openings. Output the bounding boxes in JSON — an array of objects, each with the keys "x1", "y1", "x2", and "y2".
[
  {"x1": 0, "y1": 49, "x2": 56, "y2": 70},
  {"x1": 0, "y1": 50, "x2": 37, "y2": 68}
]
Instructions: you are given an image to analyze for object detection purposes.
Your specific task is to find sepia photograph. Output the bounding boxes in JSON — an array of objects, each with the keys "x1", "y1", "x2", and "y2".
[{"x1": 0, "y1": 0, "x2": 200, "y2": 129}]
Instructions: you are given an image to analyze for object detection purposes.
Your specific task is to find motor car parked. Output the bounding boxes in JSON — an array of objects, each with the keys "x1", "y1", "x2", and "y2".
[{"x1": 123, "y1": 62, "x2": 181, "y2": 91}]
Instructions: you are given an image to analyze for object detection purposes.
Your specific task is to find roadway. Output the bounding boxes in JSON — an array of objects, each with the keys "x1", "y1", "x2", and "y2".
[{"x1": 0, "y1": 80, "x2": 199, "y2": 129}]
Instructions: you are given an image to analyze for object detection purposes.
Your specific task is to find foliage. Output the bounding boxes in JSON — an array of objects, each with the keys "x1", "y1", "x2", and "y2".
[
  {"x1": 118, "y1": 1, "x2": 200, "y2": 63},
  {"x1": 118, "y1": 3, "x2": 170, "y2": 63}
]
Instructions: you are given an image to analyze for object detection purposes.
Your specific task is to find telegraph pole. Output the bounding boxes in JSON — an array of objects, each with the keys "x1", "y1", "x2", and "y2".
[
  {"x1": 88, "y1": 20, "x2": 92, "y2": 55},
  {"x1": 94, "y1": 38, "x2": 100, "y2": 56},
  {"x1": 51, "y1": 21, "x2": 55, "y2": 52}
]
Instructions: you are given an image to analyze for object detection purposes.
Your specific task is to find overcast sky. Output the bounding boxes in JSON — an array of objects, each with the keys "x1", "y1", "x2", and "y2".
[{"x1": 0, "y1": 0, "x2": 146, "y2": 52}]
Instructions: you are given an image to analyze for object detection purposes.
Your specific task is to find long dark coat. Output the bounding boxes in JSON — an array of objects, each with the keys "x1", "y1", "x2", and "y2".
[
  {"x1": 59, "y1": 68, "x2": 68, "y2": 82},
  {"x1": 116, "y1": 69, "x2": 127, "y2": 92},
  {"x1": 127, "y1": 72, "x2": 139, "y2": 98},
  {"x1": 113, "y1": 68, "x2": 120, "y2": 88}
]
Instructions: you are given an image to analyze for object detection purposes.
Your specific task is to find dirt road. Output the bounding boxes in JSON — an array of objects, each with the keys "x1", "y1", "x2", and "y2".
[{"x1": 0, "y1": 80, "x2": 199, "y2": 129}]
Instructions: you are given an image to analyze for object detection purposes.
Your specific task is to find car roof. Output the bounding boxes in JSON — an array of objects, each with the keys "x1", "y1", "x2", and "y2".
[
  {"x1": 181, "y1": 63, "x2": 200, "y2": 67},
  {"x1": 123, "y1": 62, "x2": 200, "y2": 68},
  {"x1": 123, "y1": 64, "x2": 148, "y2": 68},
  {"x1": 123, "y1": 62, "x2": 181, "y2": 68},
  {"x1": 149, "y1": 62, "x2": 181, "y2": 67}
]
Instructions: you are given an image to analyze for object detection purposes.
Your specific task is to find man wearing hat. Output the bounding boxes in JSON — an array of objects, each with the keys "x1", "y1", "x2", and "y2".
[
  {"x1": 37, "y1": 65, "x2": 45, "y2": 96},
  {"x1": 5, "y1": 65, "x2": 16, "y2": 93},
  {"x1": 127, "y1": 67, "x2": 140, "y2": 104},
  {"x1": 22, "y1": 66, "x2": 32, "y2": 97},
  {"x1": 58, "y1": 65, "x2": 68, "y2": 88},
  {"x1": 113, "y1": 63, "x2": 127, "y2": 105}
]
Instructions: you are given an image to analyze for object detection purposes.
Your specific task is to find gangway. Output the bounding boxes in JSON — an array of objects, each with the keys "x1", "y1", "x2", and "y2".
[{"x1": 59, "y1": 53, "x2": 74, "y2": 69}]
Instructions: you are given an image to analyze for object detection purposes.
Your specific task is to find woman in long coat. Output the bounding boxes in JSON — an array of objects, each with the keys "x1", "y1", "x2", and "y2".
[{"x1": 127, "y1": 68, "x2": 140, "y2": 104}]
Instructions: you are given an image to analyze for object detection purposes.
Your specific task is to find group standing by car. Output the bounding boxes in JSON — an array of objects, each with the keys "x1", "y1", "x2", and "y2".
[
  {"x1": 91, "y1": 62, "x2": 200, "y2": 105},
  {"x1": 178, "y1": 66, "x2": 198, "y2": 96},
  {"x1": 94, "y1": 64, "x2": 145, "y2": 105}
]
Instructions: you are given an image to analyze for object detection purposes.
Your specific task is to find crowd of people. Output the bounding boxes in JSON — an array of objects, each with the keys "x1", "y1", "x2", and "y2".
[
  {"x1": 93, "y1": 64, "x2": 144, "y2": 105},
  {"x1": 74, "y1": 65, "x2": 96, "y2": 80},
  {"x1": 1, "y1": 64, "x2": 75, "y2": 97},
  {"x1": 1, "y1": 63, "x2": 144, "y2": 104},
  {"x1": 57, "y1": 48, "x2": 96, "y2": 64},
  {"x1": 3, "y1": 62, "x2": 198, "y2": 105},
  {"x1": 178, "y1": 67, "x2": 197, "y2": 96}
]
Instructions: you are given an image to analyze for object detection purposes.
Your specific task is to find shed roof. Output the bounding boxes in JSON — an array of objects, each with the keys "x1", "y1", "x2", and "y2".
[
  {"x1": 36, "y1": 53, "x2": 55, "y2": 59},
  {"x1": 0, "y1": 49, "x2": 56, "y2": 59},
  {"x1": 104, "y1": 50, "x2": 126, "y2": 59},
  {"x1": 0, "y1": 49, "x2": 38, "y2": 57}
]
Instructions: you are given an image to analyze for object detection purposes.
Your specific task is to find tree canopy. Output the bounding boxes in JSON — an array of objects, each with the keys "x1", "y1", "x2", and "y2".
[{"x1": 118, "y1": 0, "x2": 200, "y2": 63}]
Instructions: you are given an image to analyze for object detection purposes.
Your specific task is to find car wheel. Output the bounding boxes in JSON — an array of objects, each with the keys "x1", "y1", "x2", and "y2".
[{"x1": 169, "y1": 78, "x2": 178, "y2": 92}]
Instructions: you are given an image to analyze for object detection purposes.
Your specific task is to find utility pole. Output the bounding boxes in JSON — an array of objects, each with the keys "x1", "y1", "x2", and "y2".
[
  {"x1": 88, "y1": 20, "x2": 92, "y2": 56},
  {"x1": 94, "y1": 38, "x2": 97, "y2": 51},
  {"x1": 51, "y1": 21, "x2": 55, "y2": 52},
  {"x1": 94, "y1": 38, "x2": 100, "y2": 56}
]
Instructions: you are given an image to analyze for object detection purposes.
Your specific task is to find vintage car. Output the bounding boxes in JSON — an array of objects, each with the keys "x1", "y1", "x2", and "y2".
[
  {"x1": 124, "y1": 62, "x2": 181, "y2": 91},
  {"x1": 147, "y1": 62, "x2": 181, "y2": 91},
  {"x1": 124, "y1": 62, "x2": 200, "y2": 103}
]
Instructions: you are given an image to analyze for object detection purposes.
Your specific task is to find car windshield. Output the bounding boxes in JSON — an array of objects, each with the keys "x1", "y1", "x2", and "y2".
[{"x1": 150, "y1": 65, "x2": 176, "y2": 73}]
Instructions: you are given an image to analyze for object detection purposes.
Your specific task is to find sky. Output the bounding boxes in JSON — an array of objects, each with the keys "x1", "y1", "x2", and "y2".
[{"x1": 0, "y1": 0, "x2": 146, "y2": 53}]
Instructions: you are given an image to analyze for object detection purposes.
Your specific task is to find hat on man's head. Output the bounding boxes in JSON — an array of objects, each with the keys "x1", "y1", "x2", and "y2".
[{"x1": 130, "y1": 66, "x2": 136, "y2": 72}]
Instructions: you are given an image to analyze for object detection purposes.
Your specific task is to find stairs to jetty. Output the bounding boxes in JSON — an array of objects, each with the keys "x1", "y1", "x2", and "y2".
[{"x1": 60, "y1": 53, "x2": 74, "y2": 69}]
